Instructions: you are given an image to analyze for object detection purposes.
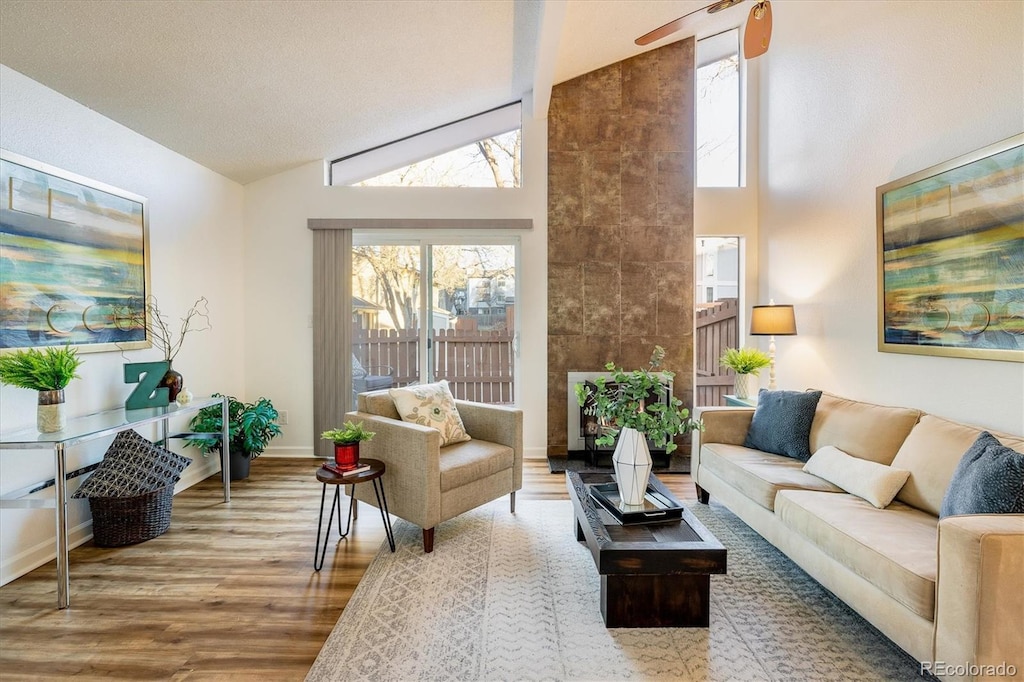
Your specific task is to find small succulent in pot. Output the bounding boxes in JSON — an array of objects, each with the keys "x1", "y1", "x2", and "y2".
[{"x1": 322, "y1": 421, "x2": 376, "y2": 469}]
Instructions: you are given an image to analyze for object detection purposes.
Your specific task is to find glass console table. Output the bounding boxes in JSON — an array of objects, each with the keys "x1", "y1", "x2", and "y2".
[{"x1": 0, "y1": 396, "x2": 230, "y2": 609}]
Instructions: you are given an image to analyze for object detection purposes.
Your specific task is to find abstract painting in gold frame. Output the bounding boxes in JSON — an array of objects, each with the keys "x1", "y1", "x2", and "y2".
[
  {"x1": 0, "y1": 150, "x2": 151, "y2": 353},
  {"x1": 877, "y1": 133, "x2": 1023, "y2": 362}
]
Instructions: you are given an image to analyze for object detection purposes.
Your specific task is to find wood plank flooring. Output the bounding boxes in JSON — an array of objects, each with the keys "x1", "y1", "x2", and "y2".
[{"x1": 0, "y1": 458, "x2": 694, "y2": 681}]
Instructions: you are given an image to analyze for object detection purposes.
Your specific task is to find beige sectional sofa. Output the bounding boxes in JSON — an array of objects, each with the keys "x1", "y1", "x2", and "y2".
[{"x1": 692, "y1": 392, "x2": 1024, "y2": 681}]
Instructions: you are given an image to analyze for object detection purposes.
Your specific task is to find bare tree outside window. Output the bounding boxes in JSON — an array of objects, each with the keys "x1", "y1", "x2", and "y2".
[
  {"x1": 353, "y1": 244, "x2": 515, "y2": 331},
  {"x1": 696, "y1": 52, "x2": 740, "y2": 187},
  {"x1": 355, "y1": 130, "x2": 521, "y2": 188}
]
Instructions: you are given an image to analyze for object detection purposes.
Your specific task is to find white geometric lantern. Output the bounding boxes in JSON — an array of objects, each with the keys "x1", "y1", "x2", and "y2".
[{"x1": 612, "y1": 426, "x2": 653, "y2": 506}]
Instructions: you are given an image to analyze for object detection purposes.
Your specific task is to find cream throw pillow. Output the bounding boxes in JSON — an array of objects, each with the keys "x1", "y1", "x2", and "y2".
[
  {"x1": 803, "y1": 445, "x2": 910, "y2": 509},
  {"x1": 389, "y1": 380, "x2": 471, "y2": 447}
]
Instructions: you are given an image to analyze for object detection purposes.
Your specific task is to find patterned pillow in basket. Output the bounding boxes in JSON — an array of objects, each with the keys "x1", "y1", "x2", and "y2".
[
  {"x1": 389, "y1": 380, "x2": 471, "y2": 447},
  {"x1": 72, "y1": 430, "x2": 191, "y2": 498}
]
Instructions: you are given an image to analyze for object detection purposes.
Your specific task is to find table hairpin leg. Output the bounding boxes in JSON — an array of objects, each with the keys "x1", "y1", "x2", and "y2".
[
  {"x1": 372, "y1": 478, "x2": 396, "y2": 552},
  {"x1": 314, "y1": 481, "x2": 354, "y2": 571}
]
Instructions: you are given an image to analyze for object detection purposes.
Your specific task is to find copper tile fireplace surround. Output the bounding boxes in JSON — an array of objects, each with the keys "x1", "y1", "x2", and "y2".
[{"x1": 547, "y1": 38, "x2": 696, "y2": 461}]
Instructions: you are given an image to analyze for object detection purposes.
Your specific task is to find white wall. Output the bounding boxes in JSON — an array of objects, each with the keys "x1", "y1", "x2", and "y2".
[
  {"x1": 756, "y1": 1, "x2": 1024, "y2": 433},
  {"x1": 242, "y1": 115, "x2": 548, "y2": 459},
  {"x1": 0, "y1": 66, "x2": 245, "y2": 585}
]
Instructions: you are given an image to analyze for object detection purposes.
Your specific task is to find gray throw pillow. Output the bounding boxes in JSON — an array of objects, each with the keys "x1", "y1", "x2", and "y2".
[
  {"x1": 73, "y1": 430, "x2": 191, "y2": 498},
  {"x1": 940, "y1": 432, "x2": 1024, "y2": 518},
  {"x1": 743, "y1": 389, "x2": 822, "y2": 461}
]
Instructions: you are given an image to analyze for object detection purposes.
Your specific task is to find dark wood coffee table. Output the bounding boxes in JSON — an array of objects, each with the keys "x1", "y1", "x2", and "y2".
[{"x1": 566, "y1": 470, "x2": 727, "y2": 628}]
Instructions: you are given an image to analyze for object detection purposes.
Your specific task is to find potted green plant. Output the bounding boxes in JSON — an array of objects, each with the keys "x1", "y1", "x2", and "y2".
[
  {"x1": 185, "y1": 393, "x2": 282, "y2": 480},
  {"x1": 0, "y1": 344, "x2": 83, "y2": 433},
  {"x1": 575, "y1": 346, "x2": 702, "y2": 505},
  {"x1": 321, "y1": 420, "x2": 376, "y2": 470},
  {"x1": 719, "y1": 347, "x2": 771, "y2": 400}
]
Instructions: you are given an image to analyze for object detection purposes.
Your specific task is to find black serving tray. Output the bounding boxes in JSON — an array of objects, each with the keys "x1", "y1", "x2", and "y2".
[{"x1": 588, "y1": 481, "x2": 685, "y2": 525}]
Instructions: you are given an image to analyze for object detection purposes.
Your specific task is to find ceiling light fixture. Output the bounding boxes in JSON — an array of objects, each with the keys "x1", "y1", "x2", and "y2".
[{"x1": 635, "y1": 0, "x2": 774, "y2": 60}]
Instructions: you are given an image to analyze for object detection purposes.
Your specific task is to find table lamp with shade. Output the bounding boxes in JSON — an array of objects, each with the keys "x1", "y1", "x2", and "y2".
[{"x1": 749, "y1": 301, "x2": 797, "y2": 390}]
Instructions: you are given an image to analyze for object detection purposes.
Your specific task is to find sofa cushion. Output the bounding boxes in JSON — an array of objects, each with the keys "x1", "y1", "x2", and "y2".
[
  {"x1": 390, "y1": 380, "x2": 471, "y2": 447},
  {"x1": 803, "y1": 445, "x2": 910, "y2": 509},
  {"x1": 776, "y1": 489, "x2": 938, "y2": 620},
  {"x1": 743, "y1": 389, "x2": 822, "y2": 461},
  {"x1": 891, "y1": 415, "x2": 1024, "y2": 516},
  {"x1": 808, "y1": 392, "x2": 922, "y2": 465},
  {"x1": 439, "y1": 439, "x2": 513, "y2": 492},
  {"x1": 940, "y1": 432, "x2": 1024, "y2": 518},
  {"x1": 700, "y1": 443, "x2": 842, "y2": 510}
]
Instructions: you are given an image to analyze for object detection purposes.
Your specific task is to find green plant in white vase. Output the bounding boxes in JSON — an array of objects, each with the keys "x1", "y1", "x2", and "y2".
[
  {"x1": 0, "y1": 344, "x2": 84, "y2": 433},
  {"x1": 575, "y1": 346, "x2": 702, "y2": 505},
  {"x1": 719, "y1": 347, "x2": 771, "y2": 400}
]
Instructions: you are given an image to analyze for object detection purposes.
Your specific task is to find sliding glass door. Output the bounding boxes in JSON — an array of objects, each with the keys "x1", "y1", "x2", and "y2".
[{"x1": 351, "y1": 237, "x2": 518, "y2": 408}]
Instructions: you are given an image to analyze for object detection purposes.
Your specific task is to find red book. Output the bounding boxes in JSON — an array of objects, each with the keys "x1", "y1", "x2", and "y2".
[{"x1": 322, "y1": 462, "x2": 371, "y2": 477}]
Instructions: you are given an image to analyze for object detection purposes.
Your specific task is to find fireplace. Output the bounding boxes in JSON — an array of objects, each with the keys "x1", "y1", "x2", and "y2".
[{"x1": 566, "y1": 372, "x2": 673, "y2": 466}]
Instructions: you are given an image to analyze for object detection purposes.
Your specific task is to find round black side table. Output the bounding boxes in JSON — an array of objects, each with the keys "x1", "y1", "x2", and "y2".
[{"x1": 314, "y1": 458, "x2": 395, "y2": 571}]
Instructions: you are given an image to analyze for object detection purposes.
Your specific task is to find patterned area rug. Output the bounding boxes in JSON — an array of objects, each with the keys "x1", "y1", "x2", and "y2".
[{"x1": 306, "y1": 499, "x2": 923, "y2": 681}]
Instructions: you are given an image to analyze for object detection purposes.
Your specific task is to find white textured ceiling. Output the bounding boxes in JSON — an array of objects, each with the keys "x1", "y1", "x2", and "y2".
[{"x1": 0, "y1": 0, "x2": 745, "y2": 185}]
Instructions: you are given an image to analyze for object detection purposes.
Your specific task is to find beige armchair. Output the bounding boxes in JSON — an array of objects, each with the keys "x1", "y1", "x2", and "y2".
[{"x1": 344, "y1": 389, "x2": 523, "y2": 553}]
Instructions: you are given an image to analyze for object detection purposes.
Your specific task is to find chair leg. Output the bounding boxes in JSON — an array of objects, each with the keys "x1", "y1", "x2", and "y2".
[
  {"x1": 422, "y1": 527, "x2": 435, "y2": 554},
  {"x1": 696, "y1": 483, "x2": 710, "y2": 504},
  {"x1": 510, "y1": 491, "x2": 516, "y2": 514}
]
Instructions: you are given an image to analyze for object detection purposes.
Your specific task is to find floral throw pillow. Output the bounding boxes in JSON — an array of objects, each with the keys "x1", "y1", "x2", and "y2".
[{"x1": 389, "y1": 380, "x2": 471, "y2": 447}]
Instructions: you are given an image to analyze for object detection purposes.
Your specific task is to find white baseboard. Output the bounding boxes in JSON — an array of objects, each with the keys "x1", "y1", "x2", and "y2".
[
  {"x1": 524, "y1": 446, "x2": 548, "y2": 460},
  {"x1": 262, "y1": 446, "x2": 318, "y2": 458},
  {"x1": 0, "y1": 519, "x2": 94, "y2": 588}
]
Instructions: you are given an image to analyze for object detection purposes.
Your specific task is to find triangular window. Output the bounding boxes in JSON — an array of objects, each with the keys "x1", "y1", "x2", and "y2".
[
  {"x1": 356, "y1": 129, "x2": 520, "y2": 188},
  {"x1": 329, "y1": 102, "x2": 522, "y2": 188}
]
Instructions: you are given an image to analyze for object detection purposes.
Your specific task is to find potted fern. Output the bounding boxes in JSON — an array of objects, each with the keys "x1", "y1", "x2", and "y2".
[
  {"x1": 321, "y1": 421, "x2": 375, "y2": 470},
  {"x1": 185, "y1": 393, "x2": 282, "y2": 480},
  {"x1": 719, "y1": 347, "x2": 771, "y2": 400},
  {"x1": 575, "y1": 346, "x2": 702, "y2": 505},
  {"x1": 0, "y1": 344, "x2": 83, "y2": 433}
]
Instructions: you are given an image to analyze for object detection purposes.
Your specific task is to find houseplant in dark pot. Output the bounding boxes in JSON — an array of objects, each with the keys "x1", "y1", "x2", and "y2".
[
  {"x1": 575, "y1": 346, "x2": 702, "y2": 505},
  {"x1": 321, "y1": 421, "x2": 375, "y2": 470},
  {"x1": 0, "y1": 343, "x2": 84, "y2": 433},
  {"x1": 185, "y1": 393, "x2": 281, "y2": 480}
]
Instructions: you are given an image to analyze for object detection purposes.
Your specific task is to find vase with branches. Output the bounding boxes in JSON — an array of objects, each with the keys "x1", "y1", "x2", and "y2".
[{"x1": 128, "y1": 295, "x2": 211, "y2": 401}]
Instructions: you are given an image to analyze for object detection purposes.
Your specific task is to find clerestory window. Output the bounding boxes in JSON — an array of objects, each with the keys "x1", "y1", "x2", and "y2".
[
  {"x1": 329, "y1": 102, "x2": 522, "y2": 188},
  {"x1": 696, "y1": 30, "x2": 741, "y2": 188},
  {"x1": 355, "y1": 129, "x2": 520, "y2": 188}
]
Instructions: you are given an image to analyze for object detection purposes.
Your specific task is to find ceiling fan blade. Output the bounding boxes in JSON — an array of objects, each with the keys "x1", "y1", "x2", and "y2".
[
  {"x1": 635, "y1": 0, "x2": 747, "y2": 46},
  {"x1": 743, "y1": 0, "x2": 772, "y2": 58}
]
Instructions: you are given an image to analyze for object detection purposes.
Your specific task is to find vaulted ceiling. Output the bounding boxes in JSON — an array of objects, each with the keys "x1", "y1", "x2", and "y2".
[{"x1": 0, "y1": 0, "x2": 744, "y2": 184}]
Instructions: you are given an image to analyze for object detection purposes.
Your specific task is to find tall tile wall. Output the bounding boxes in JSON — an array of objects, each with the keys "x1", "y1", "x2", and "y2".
[{"x1": 547, "y1": 39, "x2": 696, "y2": 456}]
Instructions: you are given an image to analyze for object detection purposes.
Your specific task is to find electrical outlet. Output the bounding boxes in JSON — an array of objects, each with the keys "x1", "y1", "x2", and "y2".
[{"x1": 279, "y1": 410, "x2": 289, "y2": 425}]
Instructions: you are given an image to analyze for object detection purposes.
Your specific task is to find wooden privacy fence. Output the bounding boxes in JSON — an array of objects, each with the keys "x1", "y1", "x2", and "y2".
[
  {"x1": 695, "y1": 299, "x2": 739, "y2": 407},
  {"x1": 353, "y1": 327, "x2": 515, "y2": 403}
]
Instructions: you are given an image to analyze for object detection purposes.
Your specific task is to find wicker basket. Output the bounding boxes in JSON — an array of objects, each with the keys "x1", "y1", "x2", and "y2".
[{"x1": 88, "y1": 483, "x2": 175, "y2": 547}]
